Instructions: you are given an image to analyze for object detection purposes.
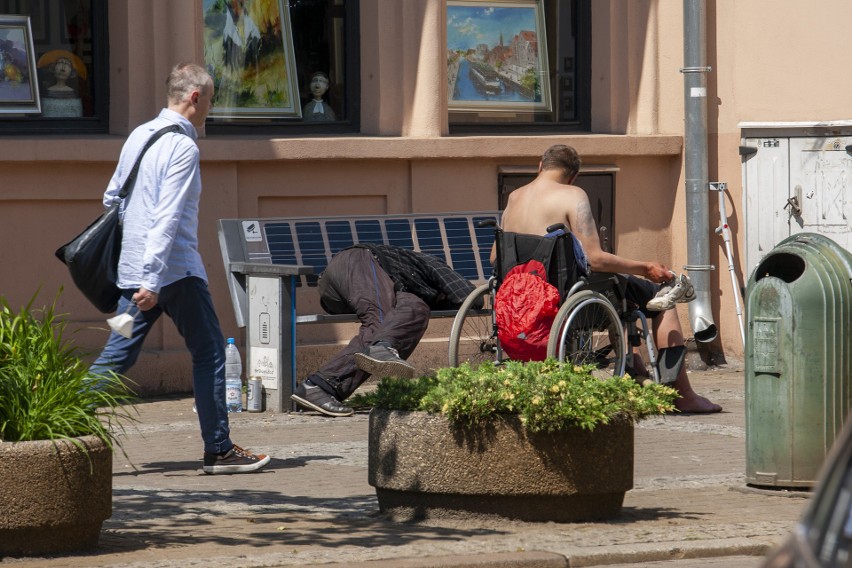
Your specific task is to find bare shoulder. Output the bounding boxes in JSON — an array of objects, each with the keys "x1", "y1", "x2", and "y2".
[
  {"x1": 541, "y1": 182, "x2": 587, "y2": 210},
  {"x1": 557, "y1": 182, "x2": 588, "y2": 200},
  {"x1": 502, "y1": 180, "x2": 581, "y2": 234}
]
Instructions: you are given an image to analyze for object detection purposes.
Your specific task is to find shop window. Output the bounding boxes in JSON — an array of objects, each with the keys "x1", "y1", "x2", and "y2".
[
  {"x1": 203, "y1": 0, "x2": 359, "y2": 134},
  {"x1": 0, "y1": 0, "x2": 108, "y2": 134},
  {"x1": 447, "y1": 0, "x2": 589, "y2": 132}
]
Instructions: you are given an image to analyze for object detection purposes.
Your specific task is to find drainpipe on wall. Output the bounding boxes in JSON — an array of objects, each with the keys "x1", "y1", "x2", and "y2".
[{"x1": 681, "y1": 0, "x2": 718, "y2": 343}]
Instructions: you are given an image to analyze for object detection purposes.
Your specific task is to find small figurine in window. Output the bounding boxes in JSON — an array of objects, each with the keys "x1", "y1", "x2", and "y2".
[
  {"x1": 302, "y1": 71, "x2": 337, "y2": 122},
  {"x1": 37, "y1": 49, "x2": 87, "y2": 117}
]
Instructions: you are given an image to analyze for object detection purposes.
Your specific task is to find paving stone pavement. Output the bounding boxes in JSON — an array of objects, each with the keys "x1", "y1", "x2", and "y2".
[{"x1": 1, "y1": 367, "x2": 812, "y2": 568}]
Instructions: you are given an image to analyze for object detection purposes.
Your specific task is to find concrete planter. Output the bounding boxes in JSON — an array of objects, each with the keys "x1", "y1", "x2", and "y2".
[
  {"x1": 368, "y1": 408, "x2": 633, "y2": 522},
  {"x1": 0, "y1": 435, "x2": 112, "y2": 556}
]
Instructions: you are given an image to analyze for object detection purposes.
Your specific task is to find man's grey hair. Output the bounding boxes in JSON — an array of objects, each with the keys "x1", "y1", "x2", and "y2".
[{"x1": 166, "y1": 62, "x2": 211, "y2": 104}]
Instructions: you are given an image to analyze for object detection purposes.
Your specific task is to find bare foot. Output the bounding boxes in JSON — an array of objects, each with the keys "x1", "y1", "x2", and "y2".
[{"x1": 674, "y1": 391, "x2": 722, "y2": 414}]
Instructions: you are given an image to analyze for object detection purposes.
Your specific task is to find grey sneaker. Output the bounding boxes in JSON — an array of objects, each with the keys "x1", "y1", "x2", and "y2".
[
  {"x1": 679, "y1": 279, "x2": 696, "y2": 303},
  {"x1": 646, "y1": 274, "x2": 695, "y2": 311},
  {"x1": 291, "y1": 379, "x2": 354, "y2": 417},
  {"x1": 354, "y1": 344, "x2": 416, "y2": 379}
]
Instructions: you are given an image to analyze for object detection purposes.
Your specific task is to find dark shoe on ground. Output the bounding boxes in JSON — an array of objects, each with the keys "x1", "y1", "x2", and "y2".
[
  {"x1": 203, "y1": 444, "x2": 270, "y2": 474},
  {"x1": 646, "y1": 273, "x2": 695, "y2": 311},
  {"x1": 291, "y1": 379, "x2": 354, "y2": 417},
  {"x1": 354, "y1": 344, "x2": 416, "y2": 379}
]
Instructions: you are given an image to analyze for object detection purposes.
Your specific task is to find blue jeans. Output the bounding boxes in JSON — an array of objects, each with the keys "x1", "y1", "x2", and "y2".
[{"x1": 90, "y1": 277, "x2": 232, "y2": 455}]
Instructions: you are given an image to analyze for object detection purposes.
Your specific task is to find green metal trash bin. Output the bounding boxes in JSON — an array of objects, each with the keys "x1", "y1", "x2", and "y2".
[{"x1": 746, "y1": 233, "x2": 852, "y2": 489}]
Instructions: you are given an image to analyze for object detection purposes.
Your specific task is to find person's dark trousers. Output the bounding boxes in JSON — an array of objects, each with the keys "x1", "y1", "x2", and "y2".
[
  {"x1": 308, "y1": 247, "x2": 430, "y2": 401},
  {"x1": 89, "y1": 277, "x2": 233, "y2": 455}
]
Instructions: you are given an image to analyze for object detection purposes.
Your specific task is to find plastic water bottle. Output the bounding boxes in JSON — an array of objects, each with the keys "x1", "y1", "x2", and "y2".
[{"x1": 225, "y1": 337, "x2": 243, "y2": 413}]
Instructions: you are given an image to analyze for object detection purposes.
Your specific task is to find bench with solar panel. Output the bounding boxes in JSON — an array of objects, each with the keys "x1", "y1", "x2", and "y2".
[{"x1": 217, "y1": 211, "x2": 500, "y2": 412}]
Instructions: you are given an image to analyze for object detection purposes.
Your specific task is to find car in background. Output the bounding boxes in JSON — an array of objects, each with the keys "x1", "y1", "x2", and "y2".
[{"x1": 763, "y1": 415, "x2": 852, "y2": 567}]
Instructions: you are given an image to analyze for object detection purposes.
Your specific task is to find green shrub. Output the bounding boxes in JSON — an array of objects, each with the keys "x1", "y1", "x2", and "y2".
[
  {"x1": 352, "y1": 359, "x2": 678, "y2": 433},
  {"x1": 0, "y1": 292, "x2": 136, "y2": 449}
]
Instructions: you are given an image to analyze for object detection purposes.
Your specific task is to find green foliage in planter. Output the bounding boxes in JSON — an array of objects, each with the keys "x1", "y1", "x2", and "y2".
[
  {"x1": 0, "y1": 292, "x2": 136, "y2": 449},
  {"x1": 356, "y1": 359, "x2": 678, "y2": 433}
]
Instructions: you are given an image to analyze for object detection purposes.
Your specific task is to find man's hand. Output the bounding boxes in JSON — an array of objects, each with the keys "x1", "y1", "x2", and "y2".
[
  {"x1": 133, "y1": 288, "x2": 159, "y2": 311},
  {"x1": 645, "y1": 263, "x2": 675, "y2": 284}
]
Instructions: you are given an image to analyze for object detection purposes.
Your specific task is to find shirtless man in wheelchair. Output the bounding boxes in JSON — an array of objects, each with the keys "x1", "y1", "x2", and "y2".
[{"x1": 497, "y1": 144, "x2": 721, "y2": 414}]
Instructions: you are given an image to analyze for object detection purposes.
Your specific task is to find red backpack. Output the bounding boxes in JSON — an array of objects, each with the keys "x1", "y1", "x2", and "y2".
[{"x1": 495, "y1": 259, "x2": 560, "y2": 361}]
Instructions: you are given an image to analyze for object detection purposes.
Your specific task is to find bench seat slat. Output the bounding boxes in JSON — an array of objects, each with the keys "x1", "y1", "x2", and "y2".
[
  {"x1": 295, "y1": 308, "x2": 491, "y2": 325},
  {"x1": 231, "y1": 262, "x2": 313, "y2": 276}
]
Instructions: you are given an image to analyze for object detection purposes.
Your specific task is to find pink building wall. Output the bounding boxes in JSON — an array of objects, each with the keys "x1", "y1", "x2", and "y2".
[{"x1": 6, "y1": 1, "x2": 849, "y2": 394}]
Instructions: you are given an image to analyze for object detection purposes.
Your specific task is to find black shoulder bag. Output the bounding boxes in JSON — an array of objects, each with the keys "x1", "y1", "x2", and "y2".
[{"x1": 55, "y1": 125, "x2": 181, "y2": 313}]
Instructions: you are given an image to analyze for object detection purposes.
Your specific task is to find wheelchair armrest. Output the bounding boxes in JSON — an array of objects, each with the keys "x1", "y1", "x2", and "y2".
[{"x1": 584, "y1": 272, "x2": 629, "y2": 314}]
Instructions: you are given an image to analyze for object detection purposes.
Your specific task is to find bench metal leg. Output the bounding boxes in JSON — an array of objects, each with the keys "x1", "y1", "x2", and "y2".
[{"x1": 245, "y1": 274, "x2": 297, "y2": 412}]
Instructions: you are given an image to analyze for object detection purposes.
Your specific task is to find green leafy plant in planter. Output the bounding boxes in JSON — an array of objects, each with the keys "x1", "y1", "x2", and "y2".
[
  {"x1": 0, "y1": 291, "x2": 137, "y2": 555},
  {"x1": 354, "y1": 358, "x2": 678, "y2": 431},
  {"x1": 362, "y1": 360, "x2": 680, "y2": 522},
  {"x1": 0, "y1": 292, "x2": 136, "y2": 447}
]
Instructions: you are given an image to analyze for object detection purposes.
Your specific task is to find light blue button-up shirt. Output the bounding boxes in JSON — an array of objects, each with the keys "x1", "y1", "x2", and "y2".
[{"x1": 103, "y1": 109, "x2": 207, "y2": 293}]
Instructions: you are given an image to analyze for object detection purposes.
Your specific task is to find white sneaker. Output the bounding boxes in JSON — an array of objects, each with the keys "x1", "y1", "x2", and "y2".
[{"x1": 646, "y1": 274, "x2": 695, "y2": 311}]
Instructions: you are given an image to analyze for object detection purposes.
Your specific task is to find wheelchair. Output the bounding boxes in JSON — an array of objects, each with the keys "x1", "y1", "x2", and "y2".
[{"x1": 448, "y1": 220, "x2": 661, "y2": 382}]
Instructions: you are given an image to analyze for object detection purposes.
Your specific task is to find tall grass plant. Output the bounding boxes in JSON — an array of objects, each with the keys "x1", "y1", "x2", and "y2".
[{"x1": 0, "y1": 292, "x2": 136, "y2": 449}]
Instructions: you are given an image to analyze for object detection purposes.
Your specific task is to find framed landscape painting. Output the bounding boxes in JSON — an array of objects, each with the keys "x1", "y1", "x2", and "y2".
[
  {"x1": 447, "y1": 0, "x2": 551, "y2": 114},
  {"x1": 0, "y1": 15, "x2": 40, "y2": 114},
  {"x1": 202, "y1": 0, "x2": 301, "y2": 119}
]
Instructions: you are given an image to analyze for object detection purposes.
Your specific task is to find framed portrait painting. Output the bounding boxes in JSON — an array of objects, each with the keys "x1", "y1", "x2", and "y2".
[
  {"x1": 202, "y1": 0, "x2": 301, "y2": 119},
  {"x1": 0, "y1": 15, "x2": 40, "y2": 114},
  {"x1": 447, "y1": 0, "x2": 551, "y2": 114}
]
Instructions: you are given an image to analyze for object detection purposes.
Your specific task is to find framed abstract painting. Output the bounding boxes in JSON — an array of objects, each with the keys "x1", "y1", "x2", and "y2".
[
  {"x1": 202, "y1": 0, "x2": 301, "y2": 120},
  {"x1": 0, "y1": 15, "x2": 40, "y2": 114}
]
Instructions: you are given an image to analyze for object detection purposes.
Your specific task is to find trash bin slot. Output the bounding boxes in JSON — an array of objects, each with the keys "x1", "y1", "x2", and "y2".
[{"x1": 754, "y1": 253, "x2": 805, "y2": 283}]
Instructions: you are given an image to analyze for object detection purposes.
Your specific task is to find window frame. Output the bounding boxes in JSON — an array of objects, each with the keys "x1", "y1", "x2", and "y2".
[
  {"x1": 448, "y1": 0, "x2": 590, "y2": 134},
  {"x1": 0, "y1": 0, "x2": 109, "y2": 135},
  {"x1": 204, "y1": 0, "x2": 361, "y2": 137}
]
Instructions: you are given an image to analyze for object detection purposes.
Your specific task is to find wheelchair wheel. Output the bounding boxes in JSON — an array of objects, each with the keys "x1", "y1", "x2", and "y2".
[
  {"x1": 448, "y1": 283, "x2": 502, "y2": 367},
  {"x1": 547, "y1": 290, "x2": 627, "y2": 379}
]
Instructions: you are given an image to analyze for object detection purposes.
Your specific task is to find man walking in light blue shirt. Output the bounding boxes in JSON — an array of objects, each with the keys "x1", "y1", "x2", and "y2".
[{"x1": 91, "y1": 63, "x2": 269, "y2": 474}]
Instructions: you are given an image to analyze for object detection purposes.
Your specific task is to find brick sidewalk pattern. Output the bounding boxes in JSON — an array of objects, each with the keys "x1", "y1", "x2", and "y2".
[{"x1": 1, "y1": 367, "x2": 810, "y2": 568}]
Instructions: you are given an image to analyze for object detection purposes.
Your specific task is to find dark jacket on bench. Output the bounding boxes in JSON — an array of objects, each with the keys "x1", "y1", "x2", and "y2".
[{"x1": 350, "y1": 244, "x2": 475, "y2": 310}]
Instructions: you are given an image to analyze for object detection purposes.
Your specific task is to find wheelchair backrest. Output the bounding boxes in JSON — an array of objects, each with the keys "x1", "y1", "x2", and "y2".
[{"x1": 496, "y1": 230, "x2": 582, "y2": 301}]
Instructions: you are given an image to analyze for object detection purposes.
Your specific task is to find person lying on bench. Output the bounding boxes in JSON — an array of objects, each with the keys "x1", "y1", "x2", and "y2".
[
  {"x1": 497, "y1": 144, "x2": 721, "y2": 414},
  {"x1": 292, "y1": 244, "x2": 477, "y2": 417}
]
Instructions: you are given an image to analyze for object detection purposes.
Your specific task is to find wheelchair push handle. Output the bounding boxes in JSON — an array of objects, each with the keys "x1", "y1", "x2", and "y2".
[{"x1": 545, "y1": 223, "x2": 568, "y2": 237}]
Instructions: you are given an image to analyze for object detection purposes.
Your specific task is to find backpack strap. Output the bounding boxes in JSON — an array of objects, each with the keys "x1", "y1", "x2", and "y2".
[
  {"x1": 502, "y1": 231, "x2": 584, "y2": 300},
  {"x1": 118, "y1": 124, "x2": 183, "y2": 201}
]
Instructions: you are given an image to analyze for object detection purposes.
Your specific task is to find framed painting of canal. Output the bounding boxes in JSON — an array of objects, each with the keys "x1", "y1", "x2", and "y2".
[
  {"x1": 447, "y1": 0, "x2": 551, "y2": 114},
  {"x1": 0, "y1": 15, "x2": 40, "y2": 114},
  {"x1": 202, "y1": 0, "x2": 301, "y2": 120}
]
